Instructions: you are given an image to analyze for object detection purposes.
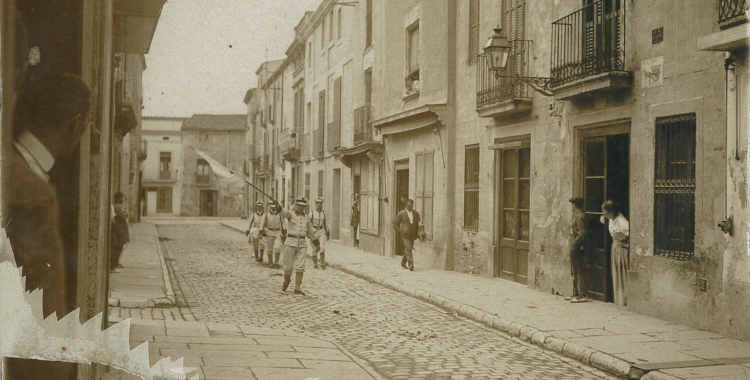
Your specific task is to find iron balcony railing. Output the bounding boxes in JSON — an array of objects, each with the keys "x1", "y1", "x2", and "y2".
[
  {"x1": 354, "y1": 106, "x2": 373, "y2": 145},
  {"x1": 719, "y1": 0, "x2": 748, "y2": 27},
  {"x1": 476, "y1": 41, "x2": 530, "y2": 110},
  {"x1": 551, "y1": 0, "x2": 625, "y2": 87},
  {"x1": 327, "y1": 120, "x2": 341, "y2": 151}
]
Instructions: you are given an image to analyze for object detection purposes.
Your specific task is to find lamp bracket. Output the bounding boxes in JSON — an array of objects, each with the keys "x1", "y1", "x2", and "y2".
[{"x1": 495, "y1": 74, "x2": 554, "y2": 97}]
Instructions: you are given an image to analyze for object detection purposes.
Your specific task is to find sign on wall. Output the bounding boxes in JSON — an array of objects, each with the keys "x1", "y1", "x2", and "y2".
[{"x1": 642, "y1": 56, "x2": 664, "y2": 88}]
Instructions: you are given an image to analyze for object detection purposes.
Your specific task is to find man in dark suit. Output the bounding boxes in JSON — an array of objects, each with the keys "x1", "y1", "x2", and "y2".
[{"x1": 392, "y1": 199, "x2": 421, "y2": 271}]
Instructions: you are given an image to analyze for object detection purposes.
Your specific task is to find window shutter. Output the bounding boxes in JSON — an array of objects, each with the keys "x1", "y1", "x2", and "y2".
[{"x1": 469, "y1": 0, "x2": 480, "y2": 63}]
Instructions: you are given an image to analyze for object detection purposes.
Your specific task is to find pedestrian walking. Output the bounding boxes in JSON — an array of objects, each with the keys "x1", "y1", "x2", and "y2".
[
  {"x1": 309, "y1": 197, "x2": 330, "y2": 269},
  {"x1": 601, "y1": 200, "x2": 629, "y2": 307},
  {"x1": 246, "y1": 201, "x2": 265, "y2": 262},
  {"x1": 351, "y1": 194, "x2": 360, "y2": 248},
  {"x1": 111, "y1": 192, "x2": 130, "y2": 272},
  {"x1": 260, "y1": 200, "x2": 284, "y2": 268},
  {"x1": 568, "y1": 197, "x2": 588, "y2": 303},
  {"x1": 392, "y1": 199, "x2": 421, "y2": 271},
  {"x1": 275, "y1": 197, "x2": 320, "y2": 295}
]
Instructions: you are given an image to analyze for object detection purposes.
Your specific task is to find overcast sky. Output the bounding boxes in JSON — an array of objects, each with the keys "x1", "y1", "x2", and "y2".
[{"x1": 142, "y1": 0, "x2": 322, "y2": 118}]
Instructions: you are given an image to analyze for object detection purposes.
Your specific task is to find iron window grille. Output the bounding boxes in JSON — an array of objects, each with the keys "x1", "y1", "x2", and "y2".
[{"x1": 654, "y1": 113, "x2": 696, "y2": 261}]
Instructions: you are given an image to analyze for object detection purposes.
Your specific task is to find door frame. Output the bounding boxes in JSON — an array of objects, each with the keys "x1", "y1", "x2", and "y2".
[
  {"x1": 392, "y1": 159, "x2": 410, "y2": 257},
  {"x1": 492, "y1": 136, "x2": 531, "y2": 284},
  {"x1": 573, "y1": 119, "x2": 631, "y2": 302}
]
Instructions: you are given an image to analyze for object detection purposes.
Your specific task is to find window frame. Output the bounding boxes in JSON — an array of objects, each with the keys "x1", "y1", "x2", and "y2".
[
  {"x1": 159, "y1": 151, "x2": 171, "y2": 180},
  {"x1": 196, "y1": 158, "x2": 211, "y2": 184},
  {"x1": 464, "y1": 144, "x2": 480, "y2": 231},
  {"x1": 156, "y1": 186, "x2": 173, "y2": 213}
]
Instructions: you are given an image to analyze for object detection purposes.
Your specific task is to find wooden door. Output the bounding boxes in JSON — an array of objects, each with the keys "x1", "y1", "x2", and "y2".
[
  {"x1": 495, "y1": 146, "x2": 530, "y2": 284},
  {"x1": 582, "y1": 133, "x2": 629, "y2": 302},
  {"x1": 332, "y1": 169, "x2": 341, "y2": 240},
  {"x1": 394, "y1": 168, "x2": 409, "y2": 256}
]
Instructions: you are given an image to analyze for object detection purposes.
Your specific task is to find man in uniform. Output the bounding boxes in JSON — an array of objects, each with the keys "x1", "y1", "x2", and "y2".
[
  {"x1": 392, "y1": 199, "x2": 421, "y2": 271},
  {"x1": 309, "y1": 197, "x2": 331, "y2": 269},
  {"x1": 245, "y1": 201, "x2": 265, "y2": 262},
  {"x1": 568, "y1": 196, "x2": 588, "y2": 303},
  {"x1": 260, "y1": 200, "x2": 284, "y2": 268},
  {"x1": 274, "y1": 197, "x2": 319, "y2": 295}
]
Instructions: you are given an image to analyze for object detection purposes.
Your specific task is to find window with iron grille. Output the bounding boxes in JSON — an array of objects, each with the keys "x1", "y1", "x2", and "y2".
[
  {"x1": 468, "y1": 0, "x2": 480, "y2": 63},
  {"x1": 464, "y1": 145, "x2": 480, "y2": 231},
  {"x1": 159, "y1": 152, "x2": 171, "y2": 179},
  {"x1": 654, "y1": 113, "x2": 696, "y2": 261},
  {"x1": 196, "y1": 159, "x2": 210, "y2": 184},
  {"x1": 157, "y1": 187, "x2": 172, "y2": 213},
  {"x1": 318, "y1": 170, "x2": 324, "y2": 199}
]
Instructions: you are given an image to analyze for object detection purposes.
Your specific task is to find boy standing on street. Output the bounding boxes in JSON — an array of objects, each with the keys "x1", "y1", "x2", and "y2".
[{"x1": 569, "y1": 196, "x2": 588, "y2": 303}]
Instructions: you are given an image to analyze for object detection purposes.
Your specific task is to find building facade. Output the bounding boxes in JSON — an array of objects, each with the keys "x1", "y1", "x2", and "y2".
[
  {"x1": 249, "y1": 0, "x2": 750, "y2": 341},
  {"x1": 1, "y1": 0, "x2": 165, "y2": 377},
  {"x1": 141, "y1": 116, "x2": 185, "y2": 217},
  {"x1": 181, "y1": 114, "x2": 247, "y2": 217}
]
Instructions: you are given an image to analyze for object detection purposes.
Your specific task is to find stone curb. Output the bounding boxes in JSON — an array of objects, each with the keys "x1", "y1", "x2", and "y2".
[
  {"x1": 152, "y1": 223, "x2": 176, "y2": 305},
  {"x1": 220, "y1": 224, "x2": 642, "y2": 379},
  {"x1": 329, "y1": 340, "x2": 388, "y2": 380},
  {"x1": 326, "y1": 259, "x2": 635, "y2": 379},
  {"x1": 640, "y1": 371, "x2": 683, "y2": 380}
]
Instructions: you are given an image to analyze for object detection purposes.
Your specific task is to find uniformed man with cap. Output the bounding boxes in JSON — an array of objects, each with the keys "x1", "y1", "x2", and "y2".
[
  {"x1": 309, "y1": 197, "x2": 331, "y2": 269},
  {"x1": 568, "y1": 196, "x2": 588, "y2": 303},
  {"x1": 260, "y1": 200, "x2": 284, "y2": 268},
  {"x1": 274, "y1": 197, "x2": 320, "y2": 295},
  {"x1": 246, "y1": 201, "x2": 266, "y2": 262}
]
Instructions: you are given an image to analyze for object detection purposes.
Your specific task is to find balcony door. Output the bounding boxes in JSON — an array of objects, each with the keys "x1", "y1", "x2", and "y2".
[
  {"x1": 494, "y1": 141, "x2": 530, "y2": 284},
  {"x1": 582, "y1": 0, "x2": 622, "y2": 73}
]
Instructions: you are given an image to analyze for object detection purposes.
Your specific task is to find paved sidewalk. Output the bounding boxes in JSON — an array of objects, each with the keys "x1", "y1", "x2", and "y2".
[
  {"x1": 106, "y1": 220, "x2": 381, "y2": 380},
  {"x1": 221, "y1": 220, "x2": 750, "y2": 380},
  {"x1": 109, "y1": 222, "x2": 174, "y2": 308}
]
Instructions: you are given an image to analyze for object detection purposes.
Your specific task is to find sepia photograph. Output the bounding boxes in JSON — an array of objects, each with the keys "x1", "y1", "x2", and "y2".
[{"x1": 1, "y1": 0, "x2": 749, "y2": 379}]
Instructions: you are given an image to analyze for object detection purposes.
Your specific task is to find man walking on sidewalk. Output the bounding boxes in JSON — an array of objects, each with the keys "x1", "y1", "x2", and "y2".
[
  {"x1": 246, "y1": 201, "x2": 265, "y2": 263},
  {"x1": 309, "y1": 197, "x2": 330, "y2": 269},
  {"x1": 393, "y1": 199, "x2": 421, "y2": 271},
  {"x1": 275, "y1": 197, "x2": 320, "y2": 295},
  {"x1": 260, "y1": 200, "x2": 284, "y2": 268},
  {"x1": 568, "y1": 197, "x2": 588, "y2": 303}
]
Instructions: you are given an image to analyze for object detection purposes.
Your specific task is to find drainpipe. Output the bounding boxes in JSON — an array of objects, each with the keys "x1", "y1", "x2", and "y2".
[{"x1": 444, "y1": 0, "x2": 458, "y2": 271}]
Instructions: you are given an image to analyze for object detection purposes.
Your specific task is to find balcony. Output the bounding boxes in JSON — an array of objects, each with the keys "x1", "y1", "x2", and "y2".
[
  {"x1": 550, "y1": 0, "x2": 631, "y2": 100},
  {"x1": 279, "y1": 128, "x2": 301, "y2": 162},
  {"x1": 354, "y1": 106, "x2": 373, "y2": 145},
  {"x1": 312, "y1": 128, "x2": 325, "y2": 158},
  {"x1": 327, "y1": 120, "x2": 341, "y2": 152},
  {"x1": 719, "y1": 0, "x2": 748, "y2": 29},
  {"x1": 476, "y1": 42, "x2": 532, "y2": 119},
  {"x1": 195, "y1": 173, "x2": 210, "y2": 185}
]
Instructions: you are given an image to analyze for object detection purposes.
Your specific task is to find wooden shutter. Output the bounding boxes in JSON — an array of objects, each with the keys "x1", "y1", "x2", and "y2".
[
  {"x1": 469, "y1": 0, "x2": 480, "y2": 63},
  {"x1": 332, "y1": 77, "x2": 341, "y2": 148},
  {"x1": 415, "y1": 151, "x2": 434, "y2": 239},
  {"x1": 464, "y1": 145, "x2": 480, "y2": 230}
]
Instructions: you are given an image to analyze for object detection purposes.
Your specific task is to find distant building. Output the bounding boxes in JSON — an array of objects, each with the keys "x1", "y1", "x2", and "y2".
[
  {"x1": 181, "y1": 114, "x2": 247, "y2": 217},
  {"x1": 141, "y1": 117, "x2": 185, "y2": 217}
]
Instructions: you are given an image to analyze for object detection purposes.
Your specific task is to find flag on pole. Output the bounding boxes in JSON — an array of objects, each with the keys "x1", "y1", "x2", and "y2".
[
  {"x1": 191, "y1": 146, "x2": 235, "y2": 179},
  {"x1": 190, "y1": 147, "x2": 278, "y2": 203}
]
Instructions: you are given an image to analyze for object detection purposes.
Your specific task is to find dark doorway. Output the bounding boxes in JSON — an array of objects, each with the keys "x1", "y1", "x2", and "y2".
[
  {"x1": 200, "y1": 190, "x2": 218, "y2": 217},
  {"x1": 582, "y1": 133, "x2": 629, "y2": 302},
  {"x1": 494, "y1": 143, "x2": 530, "y2": 284},
  {"x1": 332, "y1": 168, "x2": 341, "y2": 240},
  {"x1": 394, "y1": 166, "x2": 409, "y2": 256}
]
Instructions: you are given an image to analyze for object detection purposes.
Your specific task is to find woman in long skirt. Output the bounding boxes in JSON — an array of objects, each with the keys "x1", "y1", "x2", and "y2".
[{"x1": 601, "y1": 200, "x2": 629, "y2": 306}]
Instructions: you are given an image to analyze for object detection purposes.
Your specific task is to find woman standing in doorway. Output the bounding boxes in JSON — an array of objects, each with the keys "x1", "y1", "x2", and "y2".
[{"x1": 601, "y1": 200, "x2": 629, "y2": 306}]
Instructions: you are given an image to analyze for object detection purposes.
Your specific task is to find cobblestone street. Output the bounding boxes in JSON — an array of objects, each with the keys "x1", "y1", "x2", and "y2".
[{"x1": 135, "y1": 223, "x2": 615, "y2": 379}]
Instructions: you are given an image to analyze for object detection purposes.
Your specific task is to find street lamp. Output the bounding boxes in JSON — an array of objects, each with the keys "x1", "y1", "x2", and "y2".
[{"x1": 483, "y1": 27, "x2": 554, "y2": 97}]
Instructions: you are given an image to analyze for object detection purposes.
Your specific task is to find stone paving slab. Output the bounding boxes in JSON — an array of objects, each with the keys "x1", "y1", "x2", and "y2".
[{"x1": 219, "y1": 219, "x2": 750, "y2": 380}]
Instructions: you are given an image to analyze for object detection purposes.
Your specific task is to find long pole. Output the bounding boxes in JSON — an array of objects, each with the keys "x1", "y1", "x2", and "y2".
[{"x1": 244, "y1": 177, "x2": 278, "y2": 204}]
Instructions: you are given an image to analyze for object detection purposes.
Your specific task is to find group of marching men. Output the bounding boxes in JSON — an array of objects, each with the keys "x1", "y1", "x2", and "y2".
[{"x1": 245, "y1": 196, "x2": 330, "y2": 295}]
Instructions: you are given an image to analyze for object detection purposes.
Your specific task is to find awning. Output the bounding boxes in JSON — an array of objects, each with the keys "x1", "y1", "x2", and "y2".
[
  {"x1": 114, "y1": 0, "x2": 167, "y2": 54},
  {"x1": 336, "y1": 141, "x2": 384, "y2": 168}
]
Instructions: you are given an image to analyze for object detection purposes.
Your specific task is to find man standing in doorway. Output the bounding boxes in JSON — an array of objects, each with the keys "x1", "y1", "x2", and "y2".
[
  {"x1": 275, "y1": 197, "x2": 319, "y2": 295},
  {"x1": 393, "y1": 199, "x2": 421, "y2": 271},
  {"x1": 310, "y1": 197, "x2": 330, "y2": 269},
  {"x1": 568, "y1": 197, "x2": 588, "y2": 303},
  {"x1": 246, "y1": 201, "x2": 265, "y2": 262},
  {"x1": 260, "y1": 200, "x2": 283, "y2": 268}
]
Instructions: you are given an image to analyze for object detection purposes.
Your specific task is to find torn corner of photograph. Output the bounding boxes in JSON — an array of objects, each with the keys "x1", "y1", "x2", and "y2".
[{"x1": 0, "y1": 227, "x2": 200, "y2": 380}]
